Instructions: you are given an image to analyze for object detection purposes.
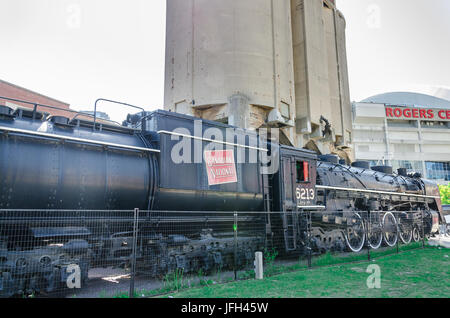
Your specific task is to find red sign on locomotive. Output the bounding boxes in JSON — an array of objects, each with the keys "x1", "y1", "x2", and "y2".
[{"x1": 204, "y1": 149, "x2": 238, "y2": 186}]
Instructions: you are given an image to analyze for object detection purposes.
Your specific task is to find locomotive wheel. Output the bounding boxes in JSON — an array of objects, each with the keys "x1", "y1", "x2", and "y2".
[
  {"x1": 382, "y1": 212, "x2": 398, "y2": 247},
  {"x1": 345, "y1": 213, "x2": 365, "y2": 253},
  {"x1": 367, "y1": 222, "x2": 383, "y2": 250},
  {"x1": 398, "y1": 213, "x2": 413, "y2": 244},
  {"x1": 412, "y1": 225, "x2": 422, "y2": 242}
]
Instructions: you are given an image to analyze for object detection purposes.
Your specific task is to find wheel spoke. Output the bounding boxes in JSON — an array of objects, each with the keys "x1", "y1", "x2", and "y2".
[
  {"x1": 382, "y1": 212, "x2": 398, "y2": 247},
  {"x1": 345, "y1": 213, "x2": 365, "y2": 253}
]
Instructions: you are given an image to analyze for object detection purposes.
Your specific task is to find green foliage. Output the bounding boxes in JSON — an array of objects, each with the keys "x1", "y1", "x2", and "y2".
[
  {"x1": 439, "y1": 184, "x2": 450, "y2": 205},
  {"x1": 238, "y1": 269, "x2": 255, "y2": 280},
  {"x1": 163, "y1": 268, "x2": 186, "y2": 292},
  {"x1": 197, "y1": 268, "x2": 214, "y2": 286},
  {"x1": 263, "y1": 248, "x2": 280, "y2": 276},
  {"x1": 263, "y1": 248, "x2": 278, "y2": 265}
]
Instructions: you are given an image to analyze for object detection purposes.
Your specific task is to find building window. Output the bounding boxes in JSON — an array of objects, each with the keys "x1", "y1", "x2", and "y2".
[
  {"x1": 421, "y1": 121, "x2": 448, "y2": 129},
  {"x1": 425, "y1": 162, "x2": 450, "y2": 181},
  {"x1": 391, "y1": 160, "x2": 423, "y2": 176}
]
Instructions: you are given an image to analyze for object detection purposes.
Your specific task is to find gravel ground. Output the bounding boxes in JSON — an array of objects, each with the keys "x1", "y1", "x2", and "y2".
[
  {"x1": 63, "y1": 257, "x2": 304, "y2": 298},
  {"x1": 66, "y1": 267, "x2": 161, "y2": 298},
  {"x1": 64, "y1": 266, "x2": 238, "y2": 298}
]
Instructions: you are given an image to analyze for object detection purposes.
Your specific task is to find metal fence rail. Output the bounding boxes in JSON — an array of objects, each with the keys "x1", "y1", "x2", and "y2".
[{"x1": 0, "y1": 209, "x2": 431, "y2": 298}]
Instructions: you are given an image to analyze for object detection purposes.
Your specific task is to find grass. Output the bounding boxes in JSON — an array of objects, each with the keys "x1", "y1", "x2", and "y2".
[
  {"x1": 160, "y1": 247, "x2": 450, "y2": 298},
  {"x1": 235, "y1": 242, "x2": 425, "y2": 280}
]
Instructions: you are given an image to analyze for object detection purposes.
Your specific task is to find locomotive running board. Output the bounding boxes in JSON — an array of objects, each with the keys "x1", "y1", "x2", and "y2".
[
  {"x1": 0, "y1": 126, "x2": 160, "y2": 153},
  {"x1": 297, "y1": 206, "x2": 326, "y2": 209},
  {"x1": 316, "y1": 185, "x2": 440, "y2": 199}
]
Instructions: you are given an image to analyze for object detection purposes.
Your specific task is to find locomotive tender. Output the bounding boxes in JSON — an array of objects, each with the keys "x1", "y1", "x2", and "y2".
[{"x1": 0, "y1": 98, "x2": 444, "y2": 296}]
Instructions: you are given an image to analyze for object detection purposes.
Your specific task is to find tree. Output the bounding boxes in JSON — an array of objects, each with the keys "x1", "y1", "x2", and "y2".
[{"x1": 439, "y1": 185, "x2": 450, "y2": 205}]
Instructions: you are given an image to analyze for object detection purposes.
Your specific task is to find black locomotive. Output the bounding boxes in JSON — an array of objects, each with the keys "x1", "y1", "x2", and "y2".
[{"x1": 0, "y1": 98, "x2": 444, "y2": 296}]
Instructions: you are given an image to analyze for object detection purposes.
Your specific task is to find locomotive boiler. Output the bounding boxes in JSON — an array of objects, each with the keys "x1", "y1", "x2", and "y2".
[{"x1": 0, "y1": 98, "x2": 444, "y2": 296}]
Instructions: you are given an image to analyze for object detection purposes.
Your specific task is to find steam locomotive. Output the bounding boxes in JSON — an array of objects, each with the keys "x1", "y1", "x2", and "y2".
[{"x1": 0, "y1": 97, "x2": 444, "y2": 296}]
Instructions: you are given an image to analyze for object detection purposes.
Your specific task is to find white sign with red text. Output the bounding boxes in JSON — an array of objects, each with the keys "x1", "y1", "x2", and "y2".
[
  {"x1": 386, "y1": 106, "x2": 450, "y2": 122},
  {"x1": 204, "y1": 150, "x2": 238, "y2": 186}
]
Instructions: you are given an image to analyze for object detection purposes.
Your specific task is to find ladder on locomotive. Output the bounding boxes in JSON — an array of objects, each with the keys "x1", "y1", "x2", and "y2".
[
  {"x1": 284, "y1": 210, "x2": 297, "y2": 251},
  {"x1": 279, "y1": 210, "x2": 315, "y2": 254},
  {"x1": 262, "y1": 172, "x2": 274, "y2": 249},
  {"x1": 285, "y1": 208, "x2": 312, "y2": 253}
]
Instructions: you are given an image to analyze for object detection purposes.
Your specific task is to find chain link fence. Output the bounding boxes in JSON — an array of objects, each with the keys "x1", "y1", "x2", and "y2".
[{"x1": 0, "y1": 209, "x2": 432, "y2": 298}]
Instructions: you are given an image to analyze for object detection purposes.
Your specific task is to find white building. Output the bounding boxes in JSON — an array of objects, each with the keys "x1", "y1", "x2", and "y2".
[{"x1": 352, "y1": 92, "x2": 450, "y2": 184}]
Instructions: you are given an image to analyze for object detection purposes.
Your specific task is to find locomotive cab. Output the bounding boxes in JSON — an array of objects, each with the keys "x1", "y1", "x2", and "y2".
[
  {"x1": 270, "y1": 146, "x2": 318, "y2": 253},
  {"x1": 273, "y1": 146, "x2": 318, "y2": 212}
]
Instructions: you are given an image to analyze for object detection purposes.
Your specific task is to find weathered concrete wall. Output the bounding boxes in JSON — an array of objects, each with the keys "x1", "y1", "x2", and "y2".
[
  {"x1": 165, "y1": 0, "x2": 296, "y2": 141},
  {"x1": 291, "y1": 0, "x2": 352, "y2": 153},
  {"x1": 335, "y1": 9, "x2": 353, "y2": 146},
  {"x1": 292, "y1": 0, "x2": 331, "y2": 133},
  {"x1": 165, "y1": 0, "x2": 353, "y2": 156}
]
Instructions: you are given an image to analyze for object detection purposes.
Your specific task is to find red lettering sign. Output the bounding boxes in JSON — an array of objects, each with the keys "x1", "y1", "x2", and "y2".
[
  {"x1": 384, "y1": 106, "x2": 445, "y2": 120},
  {"x1": 403, "y1": 109, "x2": 411, "y2": 118},
  {"x1": 386, "y1": 107, "x2": 393, "y2": 117},
  {"x1": 204, "y1": 150, "x2": 238, "y2": 186},
  {"x1": 419, "y1": 109, "x2": 426, "y2": 119}
]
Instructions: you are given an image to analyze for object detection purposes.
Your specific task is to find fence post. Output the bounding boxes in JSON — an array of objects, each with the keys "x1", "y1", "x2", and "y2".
[
  {"x1": 254, "y1": 252, "x2": 264, "y2": 280},
  {"x1": 396, "y1": 212, "x2": 399, "y2": 254},
  {"x1": 422, "y1": 210, "x2": 425, "y2": 249},
  {"x1": 129, "y1": 208, "x2": 139, "y2": 298},
  {"x1": 234, "y1": 212, "x2": 238, "y2": 280},
  {"x1": 367, "y1": 212, "x2": 371, "y2": 261},
  {"x1": 307, "y1": 212, "x2": 312, "y2": 268}
]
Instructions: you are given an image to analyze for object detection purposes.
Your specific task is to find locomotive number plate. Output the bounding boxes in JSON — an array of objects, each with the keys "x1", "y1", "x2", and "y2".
[{"x1": 296, "y1": 186, "x2": 316, "y2": 206}]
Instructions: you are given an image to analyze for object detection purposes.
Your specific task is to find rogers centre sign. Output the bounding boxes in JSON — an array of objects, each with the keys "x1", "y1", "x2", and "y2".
[{"x1": 386, "y1": 106, "x2": 450, "y2": 122}]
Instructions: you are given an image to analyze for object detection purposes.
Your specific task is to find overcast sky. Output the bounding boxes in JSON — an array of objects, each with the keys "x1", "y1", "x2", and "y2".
[
  {"x1": 338, "y1": 0, "x2": 450, "y2": 102},
  {"x1": 0, "y1": 0, "x2": 449, "y2": 122}
]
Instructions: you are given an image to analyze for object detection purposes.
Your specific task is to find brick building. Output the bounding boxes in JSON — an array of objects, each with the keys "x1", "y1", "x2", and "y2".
[{"x1": 0, "y1": 79, "x2": 74, "y2": 118}]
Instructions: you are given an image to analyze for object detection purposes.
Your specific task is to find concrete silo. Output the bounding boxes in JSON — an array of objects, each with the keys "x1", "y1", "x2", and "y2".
[
  {"x1": 291, "y1": 0, "x2": 352, "y2": 157},
  {"x1": 164, "y1": 0, "x2": 353, "y2": 158}
]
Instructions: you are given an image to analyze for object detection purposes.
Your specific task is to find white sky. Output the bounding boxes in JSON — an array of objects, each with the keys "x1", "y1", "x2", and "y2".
[
  {"x1": 338, "y1": 0, "x2": 450, "y2": 101},
  {"x1": 0, "y1": 0, "x2": 449, "y2": 122}
]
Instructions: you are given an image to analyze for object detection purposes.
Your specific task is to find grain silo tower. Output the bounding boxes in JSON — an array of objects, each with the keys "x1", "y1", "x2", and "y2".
[{"x1": 164, "y1": 0, "x2": 353, "y2": 159}]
